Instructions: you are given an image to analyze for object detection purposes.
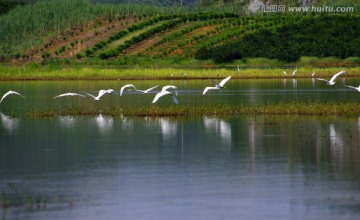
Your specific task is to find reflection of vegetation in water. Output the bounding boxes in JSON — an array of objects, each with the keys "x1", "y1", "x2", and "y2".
[{"x1": 1, "y1": 183, "x2": 47, "y2": 211}]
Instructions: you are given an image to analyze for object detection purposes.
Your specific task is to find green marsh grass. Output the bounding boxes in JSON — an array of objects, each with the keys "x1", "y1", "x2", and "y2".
[
  {"x1": 25, "y1": 102, "x2": 360, "y2": 118},
  {"x1": 1, "y1": 64, "x2": 359, "y2": 80}
]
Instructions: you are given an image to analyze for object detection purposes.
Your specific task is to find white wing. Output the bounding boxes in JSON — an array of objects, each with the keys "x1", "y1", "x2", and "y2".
[
  {"x1": 283, "y1": 71, "x2": 288, "y2": 75},
  {"x1": 0, "y1": 90, "x2": 25, "y2": 104},
  {"x1": 162, "y1": 85, "x2": 178, "y2": 92},
  {"x1": 141, "y1": 85, "x2": 159, "y2": 93},
  {"x1": 152, "y1": 92, "x2": 165, "y2": 104},
  {"x1": 219, "y1": 76, "x2": 231, "y2": 87},
  {"x1": 329, "y1": 70, "x2": 345, "y2": 83},
  {"x1": 316, "y1": 78, "x2": 329, "y2": 82},
  {"x1": 53, "y1": 93, "x2": 85, "y2": 99},
  {"x1": 172, "y1": 95, "x2": 179, "y2": 104},
  {"x1": 83, "y1": 92, "x2": 96, "y2": 99},
  {"x1": 203, "y1": 86, "x2": 219, "y2": 95},
  {"x1": 311, "y1": 72, "x2": 316, "y2": 77},
  {"x1": 161, "y1": 85, "x2": 178, "y2": 96},
  {"x1": 120, "y1": 84, "x2": 136, "y2": 96},
  {"x1": 346, "y1": 85, "x2": 357, "y2": 90},
  {"x1": 96, "y1": 90, "x2": 108, "y2": 99}
]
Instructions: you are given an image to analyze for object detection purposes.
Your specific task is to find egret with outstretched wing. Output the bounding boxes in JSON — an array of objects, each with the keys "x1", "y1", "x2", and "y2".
[
  {"x1": 120, "y1": 84, "x2": 137, "y2": 96},
  {"x1": 316, "y1": 69, "x2": 345, "y2": 86},
  {"x1": 0, "y1": 90, "x2": 25, "y2": 104}
]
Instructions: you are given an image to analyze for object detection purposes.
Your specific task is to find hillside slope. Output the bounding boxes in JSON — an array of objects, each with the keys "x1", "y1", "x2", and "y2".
[{"x1": 0, "y1": 0, "x2": 359, "y2": 66}]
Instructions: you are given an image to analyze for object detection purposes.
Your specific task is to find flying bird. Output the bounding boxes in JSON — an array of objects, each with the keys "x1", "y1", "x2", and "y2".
[
  {"x1": 345, "y1": 85, "x2": 360, "y2": 92},
  {"x1": 316, "y1": 69, "x2": 345, "y2": 86},
  {"x1": 152, "y1": 85, "x2": 179, "y2": 104},
  {"x1": 311, "y1": 71, "x2": 316, "y2": 77},
  {"x1": 84, "y1": 89, "x2": 114, "y2": 100},
  {"x1": 203, "y1": 76, "x2": 231, "y2": 95},
  {"x1": 53, "y1": 93, "x2": 86, "y2": 99},
  {"x1": 120, "y1": 84, "x2": 137, "y2": 96},
  {"x1": 0, "y1": 90, "x2": 25, "y2": 104}
]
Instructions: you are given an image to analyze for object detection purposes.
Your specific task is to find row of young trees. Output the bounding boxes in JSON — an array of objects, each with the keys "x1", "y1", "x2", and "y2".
[
  {"x1": 96, "y1": 12, "x2": 239, "y2": 59},
  {"x1": 196, "y1": 15, "x2": 360, "y2": 63}
]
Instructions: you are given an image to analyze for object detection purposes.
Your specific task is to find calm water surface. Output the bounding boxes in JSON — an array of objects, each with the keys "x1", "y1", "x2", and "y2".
[{"x1": 1, "y1": 79, "x2": 360, "y2": 219}]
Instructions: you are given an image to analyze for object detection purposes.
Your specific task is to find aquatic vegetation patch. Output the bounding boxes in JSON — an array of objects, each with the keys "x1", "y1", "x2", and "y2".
[{"x1": 25, "y1": 102, "x2": 360, "y2": 118}]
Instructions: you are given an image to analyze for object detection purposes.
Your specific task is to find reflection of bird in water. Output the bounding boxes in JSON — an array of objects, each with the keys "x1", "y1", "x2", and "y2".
[
  {"x1": 203, "y1": 76, "x2": 231, "y2": 95},
  {"x1": 292, "y1": 78, "x2": 297, "y2": 89},
  {"x1": 203, "y1": 116, "x2": 231, "y2": 148},
  {"x1": 94, "y1": 114, "x2": 113, "y2": 134},
  {"x1": 84, "y1": 89, "x2": 114, "y2": 100},
  {"x1": 329, "y1": 124, "x2": 344, "y2": 154},
  {"x1": 159, "y1": 118, "x2": 177, "y2": 139},
  {"x1": 58, "y1": 116, "x2": 77, "y2": 128},
  {"x1": 53, "y1": 93, "x2": 86, "y2": 99},
  {"x1": 0, "y1": 90, "x2": 26, "y2": 104},
  {"x1": 0, "y1": 112, "x2": 20, "y2": 133},
  {"x1": 316, "y1": 68, "x2": 345, "y2": 86}
]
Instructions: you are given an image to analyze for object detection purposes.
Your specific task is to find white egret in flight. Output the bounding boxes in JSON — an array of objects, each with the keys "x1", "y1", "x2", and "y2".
[
  {"x1": 84, "y1": 89, "x2": 114, "y2": 100},
  {"x1": 0, "y1": 90, "x2": 25, "y2": 104},
  {"x1": 152, "y1": 85, "x2": 178, "y2": 104},
  {"x1": 53, "y1": 93, "x2": 86, "y2": 99},
  {"x1": 120, "y1": 84, "x2": 137, "y2": 96},
  {"x1": 316, "y1": 69, "x2": 345, "y2": 86},
  {"x1": 203, "y1": 76, "x2": 231, "y2": 95}
]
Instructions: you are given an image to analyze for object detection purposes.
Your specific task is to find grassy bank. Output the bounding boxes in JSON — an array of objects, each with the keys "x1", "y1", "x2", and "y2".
[
  {"x1": 1, "y1": 64, "x2": 359, "y2": 80},
  {"x1": 25, "y1": 102, "x2": 360, "y2": 118}
]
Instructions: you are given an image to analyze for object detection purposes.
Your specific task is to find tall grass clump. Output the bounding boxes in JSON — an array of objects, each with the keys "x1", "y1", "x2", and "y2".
[{"x1": 0, "y1": 0, "x2": 103, "y2": 54}]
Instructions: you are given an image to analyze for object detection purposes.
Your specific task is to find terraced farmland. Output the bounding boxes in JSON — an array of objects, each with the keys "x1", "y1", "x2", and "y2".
[
  {"x1": 2, "y1": 0, "x2": 358, "y2": 67},
  {"x1": 25, "y1": 13, "x2": 304, "y2": 65}
]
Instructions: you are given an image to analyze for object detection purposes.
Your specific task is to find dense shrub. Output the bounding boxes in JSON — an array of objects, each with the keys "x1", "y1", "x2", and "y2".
[{"x1": 196, "y1": 15, "x2": 360, "y2": 63}]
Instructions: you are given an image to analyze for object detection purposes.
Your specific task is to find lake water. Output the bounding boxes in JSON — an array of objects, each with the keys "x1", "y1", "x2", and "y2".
[{"x1": 1, "y1": 79, "x2": 360, "y2": 220}]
